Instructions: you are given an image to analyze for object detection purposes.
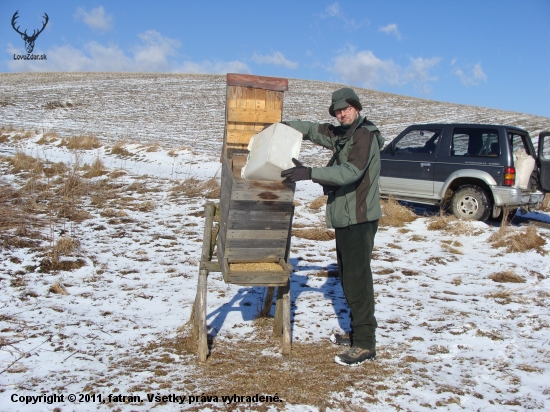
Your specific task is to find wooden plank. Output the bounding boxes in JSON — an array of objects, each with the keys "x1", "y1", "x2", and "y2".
[
  {"x1": 224, "y1": 246, "x2": 287, "y2": 261},
  {"x1": 226, "y1": 229, "x2": 288, "y2": 240},
  {"x1": 228, "y1": 209, "x2": 291, "y2": 221},
  {"x1": 227, "y1": 108, "x2": 282, "y2": 124},
  {"x1": 233, "y1": 179, "x2": 294, "y2": 192},
  {"x1": 226, "y1": 274, "x2": 289, "y2": 286},
  {"x1": 201, "y1": 203, "x2": 216, "y2": 261},
  {"x1": 225, "y1": 238, "x2": 288, "y2": 249},
  {"x1": 229, "y1": 200, "x2": 294, "y2": 213},
  {"x1": 227, "y1": 219, "x2": 290, "y2": 231},
  {"x1": 227, "y1": 73, "x2": 288, "y2": 91},
  {"x1": 255, "y1": 88, "x2": 267, "y2": 110},
  {"x1": 199, "y1": 261, "x2": 221, "y2": 271},
  {"x1": 230, "y1": 188, "x2": 294, "y2": 202},
  {"x1": 226, "y1": 129, "x2": 258, "y2": 145},
  {"x1": 219, "y1": 156, "x2": 233, "y2": 254},
  {"x1": 266, "y1": 90, "x2": 284, "y2": 111}
]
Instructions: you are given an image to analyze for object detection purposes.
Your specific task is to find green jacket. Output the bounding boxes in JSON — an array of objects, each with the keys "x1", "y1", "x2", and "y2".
[{"x1": 286, "y1": 117, "x2": 384, "y2": 229}]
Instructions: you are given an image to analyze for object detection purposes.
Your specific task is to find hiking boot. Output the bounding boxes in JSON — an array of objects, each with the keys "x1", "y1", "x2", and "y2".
[
  {"x1": 334, "y1": 346, "x2": 376, "y2": 366},
  {"x1": 330, "y1": 332, "x2": 352, "y2": 346}
]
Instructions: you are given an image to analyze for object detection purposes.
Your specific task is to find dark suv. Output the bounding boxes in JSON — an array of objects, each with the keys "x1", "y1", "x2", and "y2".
[{"x1": 379, "y1": 124, "x2": 550, "y2": 221}]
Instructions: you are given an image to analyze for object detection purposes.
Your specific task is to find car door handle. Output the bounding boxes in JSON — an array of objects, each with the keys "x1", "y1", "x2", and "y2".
[{"x1": 420, "y1": 163, "x2": 431, "y2": 167}]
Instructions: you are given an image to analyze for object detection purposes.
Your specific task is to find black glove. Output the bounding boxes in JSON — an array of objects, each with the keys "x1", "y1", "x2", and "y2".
[{"x1": 281, "y1": 158, "x2": 311, "y2": 182}]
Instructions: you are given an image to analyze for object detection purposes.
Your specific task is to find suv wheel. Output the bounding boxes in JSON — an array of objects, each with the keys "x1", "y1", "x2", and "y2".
[{"x1": 450, "y1": 185, "x2": 491, "y2": 221}]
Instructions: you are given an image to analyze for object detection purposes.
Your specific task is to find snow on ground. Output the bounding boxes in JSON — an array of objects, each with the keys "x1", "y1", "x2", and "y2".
[{"x1": 0, "y1": 74, "x2": 549, "y2": 411}]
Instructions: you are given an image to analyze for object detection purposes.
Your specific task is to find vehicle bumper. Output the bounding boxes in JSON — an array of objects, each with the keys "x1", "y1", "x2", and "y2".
[{"x1": 491, "y1": 186, "x2": 545, "y2": 206}]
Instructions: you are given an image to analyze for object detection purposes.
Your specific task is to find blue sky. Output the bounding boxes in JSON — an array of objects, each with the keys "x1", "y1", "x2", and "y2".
[{"x1": 1, "y1": 0, "x2": 549, "y2": 117}]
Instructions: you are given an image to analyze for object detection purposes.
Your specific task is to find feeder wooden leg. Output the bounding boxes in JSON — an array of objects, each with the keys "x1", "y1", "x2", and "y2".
[
  {"x1": 273, "y1": 282, "x2": 291, "y2": 356},
  {"x1": 273, "y1": 286, "x2": 283, "y2": 336},
  {"x1": 260, "y1": 286, "x2": 275, "y2": 318},
  {"x1": 197, "y1": 269, "x2": 209, "y2": 362},
  {"x1": 192, "y1": 202, "x2": 216, "y2": 361},
  {"x1": 190, "y1": 292, "x2": 198, "y2": 339},
  {"x1": 282, "y1": 283, "x2": 291, "y2": 356}
]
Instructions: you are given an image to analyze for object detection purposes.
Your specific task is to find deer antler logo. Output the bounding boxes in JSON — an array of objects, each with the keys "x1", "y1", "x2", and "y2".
[{"x1": 11, "y1": 11, "x2": 49, "y2": 54}]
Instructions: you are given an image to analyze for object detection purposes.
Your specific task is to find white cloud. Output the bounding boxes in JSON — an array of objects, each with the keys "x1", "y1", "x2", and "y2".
[
  {"x1": 379, "y1": 23, "x2": 401, "y2": 40},
  {"x1": 455, "y1": 62, "x2": 487, "y2": 86},
  {"x1": 75, "y1": 6, "x2": 113, "y2": 32},
  {"x1": 330, "y1": 47, "x2": 441, "y2": 94},
  {"x1": 251, "y1": 52, "x2": 298, "y2": 69},
  {"x1": 325, "y1": 2, "x2": 344, "y2": 18},
  {"x1": 330, "y1": 48, "x2": 400, "y2": 88},
  {"x1": 403, "y1": 57, "x2": 441, "y2": 83},
  {"x1": 320, "y1": 2, "x2": 362, "y2": 30},
  {"x1": 7, "y1": 31, "x2": 249, "y2": 74},
  {"x1": 133, "y1": 30, "x2": 181, "y2": 72}
]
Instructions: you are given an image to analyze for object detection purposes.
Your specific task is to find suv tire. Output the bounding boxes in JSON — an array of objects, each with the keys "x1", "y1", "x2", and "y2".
[{"x1": 450, "y1": 185, "x2": 491, "y2": 221}]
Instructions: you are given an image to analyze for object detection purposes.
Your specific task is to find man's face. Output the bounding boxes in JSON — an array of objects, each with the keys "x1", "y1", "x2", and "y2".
[{"x1": 334, "y1": 105, "x2": 360, "y2": 126}]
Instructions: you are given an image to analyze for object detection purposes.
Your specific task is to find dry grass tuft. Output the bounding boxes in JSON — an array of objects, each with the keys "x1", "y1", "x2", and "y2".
[
  {"x1": 111, "y1": 141, "x2": 132, "y2": 156},
  {"x1": 40, "y1": 258, "x2": 86, "y2": 273},
  {"x1": 309, "y1": 195, "x2": 328, "y2": 210},
  {"x1": 171, "y1": 177, "x2": 220, "y2": 199},
  {"x1": 136, "y1": 201, "x2": 156, "y2": 212},
  {"x1": 64, "y1": 135, "x2": 102, "y2": 150},
  {"x1": 293, "y1": 228, "x2": 335, "y2": 241},
  {"x1": 82, "y1": 157, "x2": 107, "y2": 178},
  {"x1": 49, "y1": 281, "x2": 69, "y2": 295},
  {"x1": 489, "y1": 226, "x2": 546, "y2": 254},
  {"x1": 43, "y1": 162, "x2": 68, "y2": 178},
  {"x1": 427, "y1": 215, "x2": 457, "y2": 231},
  {"x1": 57, "y1": 169, "x2": 86, "y2": 198},
  {"x1": 541, "y1": 194, "x2": 550, "y2": 212},
  {"x1": 9, "y1": 152, "x2": 44, "y2": 175},
  {"x1": 313, "y1": 269, "x2": 339, "y2": 278},
  {"x1": 485, "y1": 286, "x2": 528, "y2": 305},
  {"x1": 53, "y1": 236, "x2": 80, "y2": 256},
  {"x1": 489, "y1": 270, "x2": 526, "y2": 283},
  {"x1": 108, "y1": 169, "x2": 127, "y2": 179},
  {"x1": 36, "y1": 131, "x2": 60, "y2": 145},
  {"x1": 379, "y1": 198, "x2": 417, "y2": 227},
  {"x1": 145, "y1": 144, "x2": 161, "y2": 152}
]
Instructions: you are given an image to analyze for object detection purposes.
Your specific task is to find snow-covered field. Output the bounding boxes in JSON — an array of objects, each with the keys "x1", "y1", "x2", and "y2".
[{"x1": 1, "y1": 73, "x2": 549, "y2": 411}]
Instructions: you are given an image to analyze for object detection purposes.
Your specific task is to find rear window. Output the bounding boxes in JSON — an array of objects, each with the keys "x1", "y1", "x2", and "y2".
[
  {"x1": 394, "y1": 129, "x2": 441, "y2": 154},
  {"x1": 509, "y1": 132, "x2": 532, "y2": 157},
  {"x1": 452, "y1": 128, "x2": 499, "y2": 157}
]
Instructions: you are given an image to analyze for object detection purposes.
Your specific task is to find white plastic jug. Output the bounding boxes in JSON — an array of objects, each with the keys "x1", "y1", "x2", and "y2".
[
  {"x1": 513, "y1": 149, "x2": 535, "y2": 189},
  {"x1": 241, "y1": 123, "x2": 303, "y2": 181}
]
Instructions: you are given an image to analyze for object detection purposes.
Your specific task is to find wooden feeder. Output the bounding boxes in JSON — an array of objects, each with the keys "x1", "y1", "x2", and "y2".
[{"x1": 190, "y1": 74, "x2": 295, "y2": 362}]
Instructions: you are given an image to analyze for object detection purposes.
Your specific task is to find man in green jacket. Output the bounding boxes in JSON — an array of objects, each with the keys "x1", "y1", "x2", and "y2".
[{"x1": 281, "y1": 87, "x2": 384, "y2": 366}]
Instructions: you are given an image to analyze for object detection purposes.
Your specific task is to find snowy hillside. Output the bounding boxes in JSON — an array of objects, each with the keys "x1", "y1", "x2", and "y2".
[{"x1": 0, "y1": 73, "x2": 549, "y2": 411}]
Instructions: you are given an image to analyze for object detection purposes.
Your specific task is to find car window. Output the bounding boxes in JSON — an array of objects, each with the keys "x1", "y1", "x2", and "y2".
[
  {"x1": 541, "y1": 135, "x2": 550, "y2": 160},
  {"x1": 394, "y1": 129, "x2": 441, "y2": 154},
  {"x1": 452, "y1": 128, "x2": 499, "y2": 157},
  {"x1": 509, "y1": 132, "x2": 531, "y2": 156}
]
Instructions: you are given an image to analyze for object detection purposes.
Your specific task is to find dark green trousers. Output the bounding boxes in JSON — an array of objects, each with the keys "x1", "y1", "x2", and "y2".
[{"x1": 335, "y1": 220, "x2": 378, "y2": 350}]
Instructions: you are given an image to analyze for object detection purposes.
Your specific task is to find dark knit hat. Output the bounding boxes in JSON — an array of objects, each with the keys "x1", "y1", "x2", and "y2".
[{"x1": 328, "y1": 87, "x2": 363, "y2": 117}]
